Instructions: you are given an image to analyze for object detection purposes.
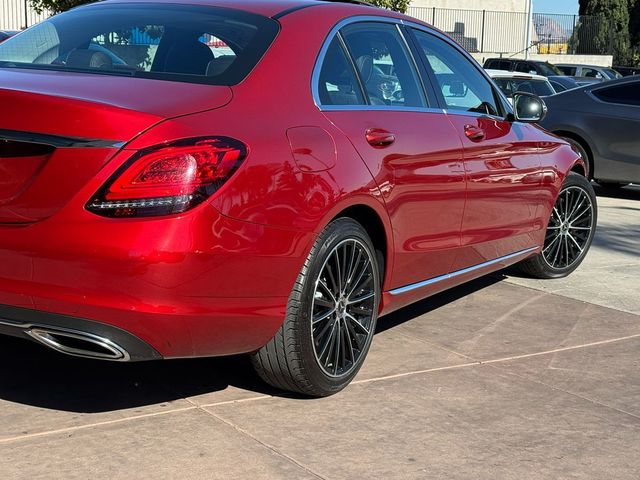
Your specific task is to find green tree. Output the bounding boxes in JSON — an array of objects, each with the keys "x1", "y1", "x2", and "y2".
[
  {"x1": 630, "y1": 0, "x2": 640, "y2": 59},
  {"x1": 369, "y1": 0, "x2": 410, "y2": 14},
  {"x1": 30, "y1": 0, "x2": 92, "y2": 14},
  {"x1": 577, "y1": 0, "x2": 631, "y2": 63}
]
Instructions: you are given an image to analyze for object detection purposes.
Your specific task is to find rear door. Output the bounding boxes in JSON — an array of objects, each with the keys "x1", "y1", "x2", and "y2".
[
  {"x1": 588, "y1": 82, "x2": 640, "y2": 183},
  {"x1": 408, "y1": 28, "x2": 544, "y2": 269},
  {"x1": 315, "y1": 20, "x2": 466, "y2": 291}
]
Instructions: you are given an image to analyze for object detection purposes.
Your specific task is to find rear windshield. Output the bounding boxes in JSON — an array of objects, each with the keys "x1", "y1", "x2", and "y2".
[
  {"x1": 0, "y1": 4, "x2": 279, "y2": 85},
  {"x1": 493, "y1": 77, "x2": 556, "y2": 97}
]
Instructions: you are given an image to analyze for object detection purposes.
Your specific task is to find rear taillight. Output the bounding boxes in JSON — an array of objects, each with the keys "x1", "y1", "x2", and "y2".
[{"x1": 87, "y1": 137, "x2": 247, "y2": 218}]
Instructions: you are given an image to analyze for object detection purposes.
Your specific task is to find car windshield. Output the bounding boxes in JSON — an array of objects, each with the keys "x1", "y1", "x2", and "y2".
[
  {"x1": 0, "y1": 4, "x2": 278, "y2": 85},
  {"x1": 493, "y1": 77, "x2": 555, "y2": 97},
  {"x1": 537, "y1": 63, "x2": 562, "y2": 76}
]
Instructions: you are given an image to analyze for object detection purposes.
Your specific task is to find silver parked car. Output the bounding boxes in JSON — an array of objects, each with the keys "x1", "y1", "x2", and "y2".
[
  {"x1": 555, "y1": 63, "x2": 622, "y2": 81},
  {"x1": 541, "y1": 77, "x2": 640, "y2": 187}
]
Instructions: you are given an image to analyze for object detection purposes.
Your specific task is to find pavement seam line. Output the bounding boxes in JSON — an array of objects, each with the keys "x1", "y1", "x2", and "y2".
[
  {"x1": 352, "y1": 333, "x2": 640, "y2": 385},
  {"x1": 501, "y1": 277, "x2": 640, "y2": 317},
  {"x1": 395, "y1": 329, "x2": 477, "y2": 361},
  {"x1": 0, "y1": 405, "x2": 198, "y2": 445},
  {"x1": 486, "y1": 362, "x2": 640, "y2": 423},
  {"x1": 479, "y1": 333, "x2": 640, "y2": 365},
  {"x1": 194, "y1": 406, "x2": 328, "y2": 480}
]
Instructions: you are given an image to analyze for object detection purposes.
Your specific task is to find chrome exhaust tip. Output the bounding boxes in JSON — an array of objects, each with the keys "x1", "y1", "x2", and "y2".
[{"x1": 27, "y1": 327, "x2": 130, "y2": 361}]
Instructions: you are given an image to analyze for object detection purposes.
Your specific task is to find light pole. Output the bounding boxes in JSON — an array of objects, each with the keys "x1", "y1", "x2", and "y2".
[{"x1": 524, "y1": 0, "x2": 533, "y2": 59}]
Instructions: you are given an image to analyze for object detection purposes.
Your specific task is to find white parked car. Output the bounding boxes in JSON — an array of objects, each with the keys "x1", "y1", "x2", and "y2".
[{"x1": 486, "y1": 69, "x2": 557, "y2": 102}]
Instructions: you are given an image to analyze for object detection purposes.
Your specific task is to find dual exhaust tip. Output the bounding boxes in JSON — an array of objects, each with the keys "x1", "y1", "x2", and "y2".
[{"x1": 27, "y1": 327, "x2": 130, "y2": 361}]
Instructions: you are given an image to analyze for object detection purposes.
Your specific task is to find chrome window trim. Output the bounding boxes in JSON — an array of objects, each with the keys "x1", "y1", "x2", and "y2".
[
  {"x1": 311, "y1": 14, "x2": 514, "y2": 117},
  {"x1": 335, "y1": 31, "x2": 368, "y2": 105},
  {"x1": 388, "y1": 247, "x2": 539, "y2": 295},
  {"x1": 320, "y1": 105, "x2": 445, "y2": 113}
]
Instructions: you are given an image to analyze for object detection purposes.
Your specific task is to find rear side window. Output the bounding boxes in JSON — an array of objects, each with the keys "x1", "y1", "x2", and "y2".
[
  {"x1": 412, "y1": 29, "x2": 500, "y2": 116},
  {"x1": 486, "y1": 59, "x2": 512, "y2": 71},
  {"x1": 340, "y1": 22, "x2": 426, "y2": 108},
  {"x1": 582, "y1": 67, "x2": 604, "y2": 79},
  {"x1": 493, "y1": 78, "x2": 555, "y2": 97},
  {"x1": 515, "y1": 62, "x2": 537, "y2": 74},
  {"x1": 0, "y1": 4, "x2": 278, "y2": 85},
  {"x1": 558, "y1": 66, "x2": 576, "y2": 76},
  {"x1": 593, "y1": 83, "x2": 640, "y2": 106},
  {"x1": 317, "y1": 38, "x2": 366, "y2": 106}
]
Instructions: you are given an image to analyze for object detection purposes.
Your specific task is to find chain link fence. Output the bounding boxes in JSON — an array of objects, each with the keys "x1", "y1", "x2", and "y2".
[{"x1": 407, "y1": 6, "x2": 615, "y2": 56}]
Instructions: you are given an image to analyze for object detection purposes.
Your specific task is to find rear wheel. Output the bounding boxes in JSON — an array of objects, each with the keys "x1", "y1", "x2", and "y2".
[
  {"x1": 251, "y1": 218, "x2": 380, "y2": 397},
  {"x1": 516, "y1": 173, "x2": 597, "y2": 279}
]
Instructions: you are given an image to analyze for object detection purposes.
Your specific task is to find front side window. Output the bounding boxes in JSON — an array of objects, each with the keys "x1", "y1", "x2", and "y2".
[
  {"x1": 340, "y1": 22, "x2": 426, "y2": 108},
  {"x1": 0, "y1": 4, "x2": 278, "y2": 85},
  {"x1": 412, "y1": 29, "x2": 500, "y2": 116},
  {"x1": 593, "y1": 83, "x2": 640, "y2": 106}
]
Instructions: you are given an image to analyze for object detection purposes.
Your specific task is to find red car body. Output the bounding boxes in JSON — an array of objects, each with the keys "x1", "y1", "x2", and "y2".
[{"x1": 0, "y1": 0, "x2": 583, "y2": 362}]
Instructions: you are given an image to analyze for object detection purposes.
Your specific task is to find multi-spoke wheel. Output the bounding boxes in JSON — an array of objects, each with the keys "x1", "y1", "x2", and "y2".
[
  {"x1": 311, "y1": 239, "x2": 376, "y2": 377},
  {"x1": 517, "y1": 173, "x2": 597, "y2": 279},
  {"x1": 251, "y1": 218, "x2": 380, "y2": 397}
]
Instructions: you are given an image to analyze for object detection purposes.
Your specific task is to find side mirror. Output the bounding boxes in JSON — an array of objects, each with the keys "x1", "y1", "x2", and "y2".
[{"x1": 513, "y1": 92, "x2": 547, "y2": 123}]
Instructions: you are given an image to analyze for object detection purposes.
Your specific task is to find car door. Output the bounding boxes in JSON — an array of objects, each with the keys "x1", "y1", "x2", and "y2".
[
  {"x1": 408, "y1": 28, "x2": 544, "y2": 269},
  {"x1": 588, "y1": 81, "x2": 640, "y2": 183},
  {"x1": 314, "y1": 21, "x2": 466, "y2": 291}
]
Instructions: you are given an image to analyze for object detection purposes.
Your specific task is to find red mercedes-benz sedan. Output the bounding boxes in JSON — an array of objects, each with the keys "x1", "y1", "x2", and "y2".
[{"x1": 0, "y1": 0, "x2": 596, "y2": 396}]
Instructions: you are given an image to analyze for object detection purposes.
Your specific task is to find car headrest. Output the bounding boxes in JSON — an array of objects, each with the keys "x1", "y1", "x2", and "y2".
[
  {"x1": 206, "y1": 55, "x2": 235, "y2": 77},
  {"x1": 66, "y1": 50, "x2": 113, "y2": 69},
  {"x1": 355, "y1": 55, "x2": 374, "y2": 83},
  {"x1": 164, "y1": 40, "x2": 213, "y2": 75}
]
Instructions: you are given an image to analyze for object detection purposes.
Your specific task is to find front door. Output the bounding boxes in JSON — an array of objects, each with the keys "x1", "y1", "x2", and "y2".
[{"x1": 409, "y1": 28, "x2": 544, "y2": 269}]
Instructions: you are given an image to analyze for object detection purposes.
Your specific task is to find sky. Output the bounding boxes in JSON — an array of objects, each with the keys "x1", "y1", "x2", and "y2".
[{"x1": 533, "y1": 0, "x2": 579, "y2": 15}]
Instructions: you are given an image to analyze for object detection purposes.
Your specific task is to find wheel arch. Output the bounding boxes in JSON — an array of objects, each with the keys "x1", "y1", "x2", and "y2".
[
  {"x1": 321, "y1": 199, "x2": 394, "y2": 292},
  {"x1": 553, "y1": 129, "x2": 594, "y2": 179}
]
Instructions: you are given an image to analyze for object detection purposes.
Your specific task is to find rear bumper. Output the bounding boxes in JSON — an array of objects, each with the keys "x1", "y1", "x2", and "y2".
[
  {"x1": 0, "y1": 304, "x2": 162, "y2": 361},
  {"x1": 0, "y1": 205, "x2": 313, "y2": 359}
]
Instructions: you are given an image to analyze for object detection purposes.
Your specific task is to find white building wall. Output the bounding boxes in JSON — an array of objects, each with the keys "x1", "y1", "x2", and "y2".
[
  {"x1": 409, "y1": 0, "x2": 528, "y2": 12},
  {"x1": 0, "y1": 0, "x2": 49, "y2": 30},
  {"x1": 408, "y1": 0, "x2": 532, "y2": 55}
]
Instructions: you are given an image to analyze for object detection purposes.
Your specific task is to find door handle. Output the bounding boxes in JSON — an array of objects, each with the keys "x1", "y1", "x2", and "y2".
[
  {"x1": 464, "y1": 125, "x2": 486, "y2": 141},
  {"x1": 365, "y1": 128, "x2": 396, "y2": 148}
]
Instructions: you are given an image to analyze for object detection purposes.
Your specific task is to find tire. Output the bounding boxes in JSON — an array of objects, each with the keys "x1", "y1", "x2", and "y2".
[
  {"x1": 251, "y1": 218, "x2": 381, "y2": 397},
  {"x1": 516, "y1": 173, "x2": 597, "y2": 279}
]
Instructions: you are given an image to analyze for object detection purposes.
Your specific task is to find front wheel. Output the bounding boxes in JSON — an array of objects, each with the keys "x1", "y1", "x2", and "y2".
[
  {"x1": 516, "y1": 173, "x2": 597, "y2": 279},
  {"x1": 251, "y1": 218, "x2": 380, "y2": 397}
]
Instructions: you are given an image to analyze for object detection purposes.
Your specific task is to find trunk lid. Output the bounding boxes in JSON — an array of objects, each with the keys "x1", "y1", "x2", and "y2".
[{"x1": 0, "y1": 69, "x2": 232, "y2": 223}]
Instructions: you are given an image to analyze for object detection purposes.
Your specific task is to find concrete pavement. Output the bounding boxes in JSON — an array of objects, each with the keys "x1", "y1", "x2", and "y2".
[{"x1": 0, "y1": 185, "x2": 638, "y2": 479}]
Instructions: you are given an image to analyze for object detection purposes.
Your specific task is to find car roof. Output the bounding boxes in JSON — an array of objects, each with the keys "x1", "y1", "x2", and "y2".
[
  {"x1": 99, "y1": 0, "x2": 400, "y2": 19},
  {"x1": 486, "y1": 69, "x2": 548, "y2": 81},
  {"x1": 556, "y1": 63, "x2": 605, "y2": 68}
]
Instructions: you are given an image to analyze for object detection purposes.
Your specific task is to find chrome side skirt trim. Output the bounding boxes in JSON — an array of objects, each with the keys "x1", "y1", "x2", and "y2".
[{"x1": 389, "y1": 247, "x2": 539, "y2": 295}]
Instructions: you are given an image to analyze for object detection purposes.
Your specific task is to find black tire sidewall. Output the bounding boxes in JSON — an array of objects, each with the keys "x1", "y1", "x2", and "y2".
[
  {"x1": 294, "y1": 218, "x2": 380, "y2": 395},
  {"x1": 538, "y1": 173, "x2": 597, "y2": 278}
]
